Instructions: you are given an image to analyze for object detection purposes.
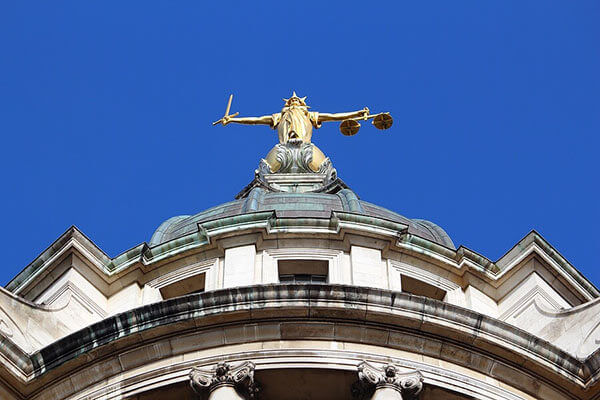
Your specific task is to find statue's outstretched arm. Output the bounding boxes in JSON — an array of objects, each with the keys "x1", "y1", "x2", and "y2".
[
  {"x1": 318, "y1": 107, "x2": 369, "y2": 123},
  {"x1": 224, "y1": 115, "x2": 273, "y2": 126}
]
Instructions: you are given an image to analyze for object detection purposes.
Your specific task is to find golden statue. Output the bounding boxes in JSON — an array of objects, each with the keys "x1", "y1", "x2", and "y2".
[{"x1": 213, "y1": 92, "x2": 393, "y2": 173}]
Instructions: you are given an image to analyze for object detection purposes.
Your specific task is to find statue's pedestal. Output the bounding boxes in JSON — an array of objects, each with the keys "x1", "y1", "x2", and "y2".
[
  {"x1": 262, "y1": 173, "x2": 329, "y2": 193},
  {"x1": 235, "y1": 140, "x2": 349, "y2": 198}
]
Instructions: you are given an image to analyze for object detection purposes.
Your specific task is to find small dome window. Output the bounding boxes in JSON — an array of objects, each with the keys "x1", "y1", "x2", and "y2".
[
  {"x1": 278, "y1": 260, "x2": 328, "y2": 284},
  {"x1": 159, "y1": 273, "x2": 206, "y2": 299},
  {"x1": 401, "y1": 275, "x2": 447, "y2": 301}
]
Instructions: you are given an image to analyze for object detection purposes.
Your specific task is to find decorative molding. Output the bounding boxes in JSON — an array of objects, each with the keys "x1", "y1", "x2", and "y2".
[
  {"x1": 265, "y1": 248, "x2": 343, "y2": 258},
  {"x1": 42, "y1": 281, "x2": 107, "y2": 318},
  {"x1": 499, "y1": 285, "x2": 565, "y2": 321},
  {"x1": 0, "y1": 304, "x2": 32, "y2": 355},
  {"x1": 12, "y1": 236, "x2": 106, "y2": 296},
  {"x1": 264, "y1": 248, "x2": 344, "y2": 284},
  {"x1": 190, "y1": 361, "x2": 258, "y2": 398},
  {"x1": 495, "y1": 242, "x2": 594, "y2": 301},
  {"x1": 355, "y1": 361, "x2": 423, "y2": 399},
  {"x1": 0, "y1": 317, "x2": 12, "y2": 338},
  {"x1": 388, "y1": 260, "x2": 460, "y2": 293},
  {"x1": 146, "y1": 258, "x2": 218, "y2": 290}
]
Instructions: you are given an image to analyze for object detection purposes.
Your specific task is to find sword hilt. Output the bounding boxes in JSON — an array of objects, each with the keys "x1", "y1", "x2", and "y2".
[
  {"x1": 212, "y1": 112, "x2": 239, "y2": 126},
  {"x1": 213, "y1": 94, "x2": 238, "y2": 126}
]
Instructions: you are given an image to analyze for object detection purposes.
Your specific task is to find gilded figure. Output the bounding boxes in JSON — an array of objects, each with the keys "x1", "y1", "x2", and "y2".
[{"x1": 213, "y1": 92, "x2": 392, "y2": 143}]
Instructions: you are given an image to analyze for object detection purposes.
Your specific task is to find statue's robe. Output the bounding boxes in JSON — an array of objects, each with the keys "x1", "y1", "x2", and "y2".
[{"x1": 271, "y1": 106, "x2": 320, "y2": 144}]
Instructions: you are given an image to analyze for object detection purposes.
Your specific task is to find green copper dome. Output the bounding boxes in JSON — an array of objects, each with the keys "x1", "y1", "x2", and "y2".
[{"x1": 150, "y1": 188, "x2": 454, "y2": 249}]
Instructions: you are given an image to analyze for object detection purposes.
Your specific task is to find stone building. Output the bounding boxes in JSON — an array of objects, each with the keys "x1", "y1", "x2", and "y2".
[{"x1": 1, "y1": 101, "x2": 600, "y2": 400}]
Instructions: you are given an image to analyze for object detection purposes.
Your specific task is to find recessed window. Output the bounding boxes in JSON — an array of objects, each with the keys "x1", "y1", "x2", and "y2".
[
  {"x1": 159, "y1": 273, "x2": 205, "y2": 299},
  {"x1": 401, "y1": 275, "x2": 446, "y2": 301},
  {"x1": 278, "y1": 260, "x2": 328, "y2": 284}
]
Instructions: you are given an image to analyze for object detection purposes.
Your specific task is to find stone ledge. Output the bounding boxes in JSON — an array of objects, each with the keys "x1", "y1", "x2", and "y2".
[{"x1": 1, "y1": 284, "x2": 599, "y2": 398}]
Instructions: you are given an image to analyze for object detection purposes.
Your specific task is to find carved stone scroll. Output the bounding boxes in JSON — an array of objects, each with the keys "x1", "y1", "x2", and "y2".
[
  {"x1": 354, "y1": 361, "x2": 423, "y2": 400},
  {"x1": 190, "y1": 361, "x2": 258, "y2": 400}
]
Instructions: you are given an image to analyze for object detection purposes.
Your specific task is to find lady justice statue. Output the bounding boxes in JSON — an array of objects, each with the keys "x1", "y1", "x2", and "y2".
[{"x1": 213, "y1": 92, "x2": 393, "y2": 177}]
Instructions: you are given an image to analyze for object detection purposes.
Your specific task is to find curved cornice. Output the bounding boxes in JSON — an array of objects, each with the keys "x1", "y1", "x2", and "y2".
[{"x1": 1, "y1": 284, "x2": 599, "y2": 399}]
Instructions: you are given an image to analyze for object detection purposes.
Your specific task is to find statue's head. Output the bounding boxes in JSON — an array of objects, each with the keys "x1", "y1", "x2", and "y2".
[{"x1": 283, "y1": 91, "x2": 308, "y2": 109}]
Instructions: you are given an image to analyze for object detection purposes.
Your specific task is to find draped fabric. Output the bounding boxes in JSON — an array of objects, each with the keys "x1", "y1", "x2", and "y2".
[{"x1": 272, "y1": 106, "x2": 319, "y2": 143}]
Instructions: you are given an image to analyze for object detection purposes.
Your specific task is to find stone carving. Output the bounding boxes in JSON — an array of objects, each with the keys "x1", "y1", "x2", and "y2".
[
  {"x1": 316, "y1": 157, "x2": 337, "y2": 183},
  {"x1": 257, "y1": 158, "x2": 272, "y2": 178},
  {"x1": 273, "y1": 139, "x2": 315, "y2": 173},
  {"x1": 261, "y1": 138, "x2": 336, "y2": 178},
  {"x1": 354, "y1": 361, "x2": 423, "y2": 400},
  {"x1": 249, "y1": 139, "x2": 338, "y2": 195},
  {"x1": 0, "y1": 318, "x2": 12, "y2": 337},
  {"x1": 190, "y1": 361, "x2": 258, "y2": 399},
  {"x1": 0, "y1": 308, "x2": 14, "y2": 338}
]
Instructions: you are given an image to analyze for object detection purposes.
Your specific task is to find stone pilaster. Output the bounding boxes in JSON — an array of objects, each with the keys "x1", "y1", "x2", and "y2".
[
  {"x1": 190, "y1": 361, "x2": 258, "y2": 400},
  {"x1": 354, "y1": 361, "x2": 423, "y2": 400}
]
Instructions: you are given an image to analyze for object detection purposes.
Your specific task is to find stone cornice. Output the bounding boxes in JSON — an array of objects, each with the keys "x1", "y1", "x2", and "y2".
[
  {"x1": 5, "y1": 219, "x2": 598, "y2": 303},
  {"x1": 0, "y1": 284, "x2": 598, "y2": 399}
]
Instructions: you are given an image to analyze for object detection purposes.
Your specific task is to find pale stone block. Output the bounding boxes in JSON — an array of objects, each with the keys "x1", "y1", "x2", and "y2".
[
  {"x1": 351, "y1": 246, "x2": 387, "y2": 288},
  {"x1": 387, "y1": 260, "x2": 402, "y2": 291},
  {"x1": 342, "y1": 342, "x2": 421, "y2": 362},
  {"x1": 108, "y1": 283, "x2": 142, "y2": 315},
  {"x1": 31, "y1": 268, "x2": 107, "y2": 335},
  {"x1": 223, "y1": 245, "x2": 256, "y2": 288},
  {"x1": 118, "y1": 341, "x2": 172, "y2": 370},
  {"x1": 69, "y1": 357, "x2": 122, "y2": 393},
  {"x1": 26, "y1": 317, "x2": 61, "y2": 349},
  {"x1": 224, "y1": 324, "x2": 258, "y2": 344},
  {"x1": 32, "y1": 377, "x2": 75, "y2": 400},
  {"x1": 261, "y1": 251, "x2": 279, "y2": 284},
  {"x1": 170, "y1": 328, "x2": 225, "y2": 354},
  {"x1": 339, "y1": 253, "x2": 352, "y2": 284},
  {"x1": 535, "y1": 380, "x2": 569, "y2": 400},
  {"x1": 465, "y1": 286, "x2": 498, "y2": 318},
  {"x1": 141, "y1": 285, "x2": 163, "y2": 304},
  {"x1": 490, "y1": 361, "x2": 540, "y2": 395},
  {"x1": 254, "y1": 250, "x2": 263, "y2": 284},
  {"x1": 444, "y1": 287, "x2": 467, "y2": 307},
  {"x1": 36, "y1": 268, "x2": 107, "y2": 312},
  {"x1": 498, "y1": 271, "x2": 570, "y2": 320},
  {"x1": 280, "y1": 322, "x2": 335, "y2": 339}
]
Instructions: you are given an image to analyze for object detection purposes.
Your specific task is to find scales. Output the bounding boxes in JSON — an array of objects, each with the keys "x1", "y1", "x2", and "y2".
[{"x1": 339, "y1": 112, "x2": 393, "y2": 136}]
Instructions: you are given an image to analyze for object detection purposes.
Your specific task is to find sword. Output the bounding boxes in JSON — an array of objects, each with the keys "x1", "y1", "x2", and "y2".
[{"x1": 213, "y1": 94, "x2": 240, "y2": 126}]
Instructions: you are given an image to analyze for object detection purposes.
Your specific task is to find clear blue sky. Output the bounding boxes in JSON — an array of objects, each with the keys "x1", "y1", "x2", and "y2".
[{"x1": 0, "y1": 2, "x2": 598, "y2": 287}]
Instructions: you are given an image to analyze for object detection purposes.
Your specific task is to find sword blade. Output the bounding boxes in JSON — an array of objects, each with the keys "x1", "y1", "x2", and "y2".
[{"x1": 224, "y1": 94, "x2": 233, "y2": 117}]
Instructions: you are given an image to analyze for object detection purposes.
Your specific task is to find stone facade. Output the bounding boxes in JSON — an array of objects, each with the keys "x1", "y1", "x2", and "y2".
[{"x1": 1, "y1": 140, "x2": 599, "y2": 399}]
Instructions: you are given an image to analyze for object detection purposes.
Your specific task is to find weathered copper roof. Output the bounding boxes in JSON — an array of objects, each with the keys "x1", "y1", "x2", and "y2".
[{"x1": 150, "y1": 188, "x2": 454, "y2": 248}]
